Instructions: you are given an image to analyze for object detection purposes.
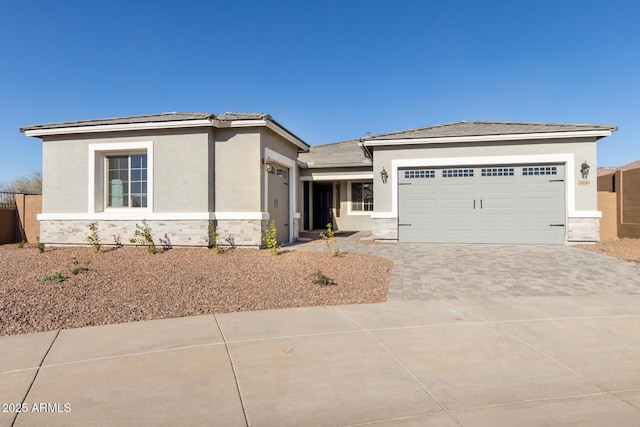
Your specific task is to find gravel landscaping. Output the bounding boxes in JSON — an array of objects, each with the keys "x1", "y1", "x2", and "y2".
[
  {"x1": 575, "y1": 238, "x2": 640, "y2": 265},
  {"x1": 0, "y1": 245, "x2": 392, "y2": 336}
]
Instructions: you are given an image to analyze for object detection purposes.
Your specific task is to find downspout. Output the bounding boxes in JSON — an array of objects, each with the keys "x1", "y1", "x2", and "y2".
[{"x1": 358, "y1": 138, "x2": 373, "y2": 160}]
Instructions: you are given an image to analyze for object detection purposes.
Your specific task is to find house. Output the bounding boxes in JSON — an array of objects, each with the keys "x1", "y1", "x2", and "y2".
[
  {"x1": 21, "y1": 114, "x2": 617, "y2": 246},
  {"x1": 20, "y1": 112, "x2": 307, "y2": 247}
]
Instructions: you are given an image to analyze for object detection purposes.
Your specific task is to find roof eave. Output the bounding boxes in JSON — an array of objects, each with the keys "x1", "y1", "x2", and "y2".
[
  {"x1": 21, "y1": 119, "x2": 215, "y2": 137},
  {"x1": 362, "y1": 129, "x2": 616, "y2": 147},
  {"x1": 304, "y1": 160, "x2": 372, "y2": 169}
]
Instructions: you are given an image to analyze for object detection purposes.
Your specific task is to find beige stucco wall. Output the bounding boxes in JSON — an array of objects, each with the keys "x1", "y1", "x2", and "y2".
[
  {"x1": 371, "y1": 138, "x2": 599, "y2": 215},
  {"x1": 42, "y1": 128, "x2": 213, "y2": 214}
]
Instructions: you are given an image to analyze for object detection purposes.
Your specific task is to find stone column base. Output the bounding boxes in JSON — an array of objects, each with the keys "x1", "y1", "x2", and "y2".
[
  {"x1": 372, "y1": 218, "x2": 398, "y2": 241},
  {"x1": 567, "y1": 217, "x2": 600, "y2": 243}
]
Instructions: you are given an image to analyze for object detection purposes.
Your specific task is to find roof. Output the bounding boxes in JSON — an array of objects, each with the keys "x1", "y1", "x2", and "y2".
[
  {"x1": 363, "y1": 121, "x2": 618, "y2": 141},
  {"x1": 20, "y1": 112, "x2": 215, "y2": 132},
  {"x1": 20, "y1": 111, "x2": 309, "y2": 150},
  {"x1": 298, "y1": 139, "x2": 370, "y2": 168}
]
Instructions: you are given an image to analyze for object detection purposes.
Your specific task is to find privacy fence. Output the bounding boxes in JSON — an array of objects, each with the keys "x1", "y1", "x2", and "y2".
[
  {"x1": 0, "y1": 192, "x2": 42, "y2": 244},
  {"x1": 598, "y1": 168, "x2": 640, "y2": 240}
]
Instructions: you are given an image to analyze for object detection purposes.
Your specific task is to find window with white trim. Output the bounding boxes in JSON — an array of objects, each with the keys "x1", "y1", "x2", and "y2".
[
  {"x1": 107, "y1": 154, "x2": 147, "y2": 208},
  {"x1": 351, "y1": 181, "x2": 374, "y2": 212}
]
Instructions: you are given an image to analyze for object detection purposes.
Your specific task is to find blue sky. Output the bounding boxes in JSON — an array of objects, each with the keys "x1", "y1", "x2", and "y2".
[{"x1": 1, "y1": 0, "x2": 638, "y2": 183}]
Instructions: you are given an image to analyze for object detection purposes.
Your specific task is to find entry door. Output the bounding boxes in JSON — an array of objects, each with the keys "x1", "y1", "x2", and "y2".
[
  {"x1": 267, "y1": 165, "x2": 289, "y2": 243},
  {"x1": 313, "y1": 182, "x2": 333, "y2": 230},
  {"x1": 398, "y1": 165, "x2": 565, "y2": 244}
]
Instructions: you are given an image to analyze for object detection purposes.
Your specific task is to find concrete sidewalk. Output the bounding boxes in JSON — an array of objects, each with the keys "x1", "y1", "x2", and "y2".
[{"x1": 2, "y1": 295, "x2": 640, "y2": 426}]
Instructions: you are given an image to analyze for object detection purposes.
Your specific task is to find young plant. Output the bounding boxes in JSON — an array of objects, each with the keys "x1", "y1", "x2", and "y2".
[
  {"x1": 70, "y1": 257, "x2": 89, "y2": 275},
  {"x1": 310, "y1": 270, "x2": 336, "y2": 286},
  {"x1": 129, "y1": 220, "x2": 157, "y2": 254},
  {"x1": 37, "y1": 241, "x2": 45, "y2": 253},
  {"x1": 320, "y1": 222, "x2": 340, "y2": 256},
  {"x1": 16, "y1": 241, "x2": 24, "y2": 249},
  {"x1": 264, "y1": 220, "x2": 280, "y2": 255},
  {"x1": 40, "y1": 270, "x2": 65, "y2": 283},
  {"x1": 207, "y1": 222, "x2": 222, "y2": 254},
  {"x1": 87, "y1": 222, "x2": 101, "y2": 253}
]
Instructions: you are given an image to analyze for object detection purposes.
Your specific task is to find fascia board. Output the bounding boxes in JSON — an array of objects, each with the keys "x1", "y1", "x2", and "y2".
[
  {"x1": 305, "y1": 161, "x2": 372, "y2": 168},
  {"x1": 362, "y1": 130, "x2": 614, "y2": 147},
  {"x1": 23, "y1": 119, "x2": 214, "y2": 137}
]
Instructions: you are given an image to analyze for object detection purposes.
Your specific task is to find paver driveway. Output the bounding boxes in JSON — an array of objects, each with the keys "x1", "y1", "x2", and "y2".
[{"x1": 291, "y1": 237, "x2": 640, "y2": 301}]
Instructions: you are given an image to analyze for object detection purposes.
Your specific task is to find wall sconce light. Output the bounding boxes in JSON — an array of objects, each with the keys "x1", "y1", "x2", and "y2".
[
  {"x1": 263, "y1": 157, "x2": 274, "y2": 172},
  {"x1": 380, "y1": 167, "x2": 388, "y2": 184},
  {"x1": 580, "y1": 160, "x2": 590, "y2": 179}
]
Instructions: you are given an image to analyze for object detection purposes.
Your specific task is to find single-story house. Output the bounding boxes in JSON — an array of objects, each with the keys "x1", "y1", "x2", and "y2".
[{"x1": 20, "y1": 113, "x2": 617, "y2": 246}]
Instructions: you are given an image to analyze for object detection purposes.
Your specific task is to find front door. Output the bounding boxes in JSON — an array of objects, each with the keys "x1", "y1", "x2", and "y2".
[{"x1": 313, "y1": 182, "x2": 333, "y2": 230}]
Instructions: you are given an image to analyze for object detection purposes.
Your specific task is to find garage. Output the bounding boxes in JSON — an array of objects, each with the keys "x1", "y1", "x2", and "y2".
[{"x1": 398, "y1": 164, "x2": 565, "y2": 244}]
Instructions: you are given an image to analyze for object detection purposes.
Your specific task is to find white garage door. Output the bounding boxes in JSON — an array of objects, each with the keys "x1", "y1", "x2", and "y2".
[{"x1": 398, "y1": 165, "x2": 565, "y2": 244}]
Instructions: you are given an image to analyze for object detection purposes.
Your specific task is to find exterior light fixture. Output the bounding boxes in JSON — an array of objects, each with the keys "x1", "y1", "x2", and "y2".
[
  {"x1": 580, "y1": 160, "x2": 590, "y2": 179},
  {"x1": 380, "y1": 167, "x2": 388, "y2": 184},
  {"x1": 263, "y1": 157, "x2": 274, "y2": 172}
]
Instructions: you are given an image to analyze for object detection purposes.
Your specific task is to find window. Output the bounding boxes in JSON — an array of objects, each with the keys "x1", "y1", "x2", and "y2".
[
  {"x1": 442, "y1": 169, "x2": 474, "y2": 178},
  {"x1": 522, "y1": 166, "x2": 557, "y2": 176},
  {"x1": 481, "y1": 167, "x2": 514, "y2": 177},
  {"x1": 351, "y1": 181, "x2": 373, "y2": 212},
  {"x1": 404, "y1": 169, "x2": 435, "y2": 179},
  {"x1": 107, "y1": 154, "x2": 147, "y2": 208}
]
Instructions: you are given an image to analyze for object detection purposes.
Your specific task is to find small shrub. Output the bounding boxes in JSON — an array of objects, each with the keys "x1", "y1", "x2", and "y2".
[
  {"x1": 320, "y1": 222, "x2": 340, "y2": 256},
  {"x1": 37, "y1": 241, "x2": 45, "y2": 253},
  {"x1": 16, "y1": 241, "x2": 24, "y2": 249},
  {"x1": 264, "y1": 220, "x2": 280, "y2": 255},
  {"x1": 40, "y1": 270, "x2": 65, "y2": 283},
  {"x1": 70, "y1": 257, "x2": 89, "y2": 275},
  {"x1": 310, "y1": 270, "x2": 336, "y2": 286},
  {"x1": 129, "y1": 220, "x2": 157, "y2": 254},
  {"x1": 87, "y1": 222, "x2": 101, "y2": 253}
]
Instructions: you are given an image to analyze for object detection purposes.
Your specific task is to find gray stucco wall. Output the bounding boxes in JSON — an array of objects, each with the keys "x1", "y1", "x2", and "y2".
[
  {"x1": 42, "y1": 139, "x2": 88, "y2": 213},
  {"x1": 214, "y1": 128, "x2": 262, "y2": 212},
  {"x1": 334, "y1": 180, "x2": 373, "y2": 231},
  {"x1": 42, "y1": 128, "x2": 213, "y2": 214}
]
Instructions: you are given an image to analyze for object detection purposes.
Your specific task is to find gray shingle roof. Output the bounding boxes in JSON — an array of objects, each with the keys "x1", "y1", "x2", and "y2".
[
  {"x1": 216, "y1": 112, "x2": 271, "y2": 121},
  {"x1": 21, "y1": 111, "x2": 309, "y2": 150},
  {"x1": 364, "y1": 121, "x2": 618, "y2": 141},
  {"x1": 19, "y1": 111, "x2": 277, "y2": 132},
  {"x1": 298, "y1": 139, "x2": 370, "y2": 167},
  {"x1": 20, "y1": 112, "x2": 215, "y2": 131}
]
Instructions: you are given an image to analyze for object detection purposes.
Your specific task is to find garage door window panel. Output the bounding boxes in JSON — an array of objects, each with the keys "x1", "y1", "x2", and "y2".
[
  {"x1": 523, "y1": 166, "x2": 557, "y2": 176},
  {"x1": 443, "y1": 169, "x2": 474, "y2": 178}
]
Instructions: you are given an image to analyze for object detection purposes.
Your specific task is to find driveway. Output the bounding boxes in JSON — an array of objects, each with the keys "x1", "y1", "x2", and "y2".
[
  {"x1": 291, "y1": 236, "x2": 640, "y2": 300},
  {"x1": 2, "y1": 241, "x2": 640, "y2": 426}
]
